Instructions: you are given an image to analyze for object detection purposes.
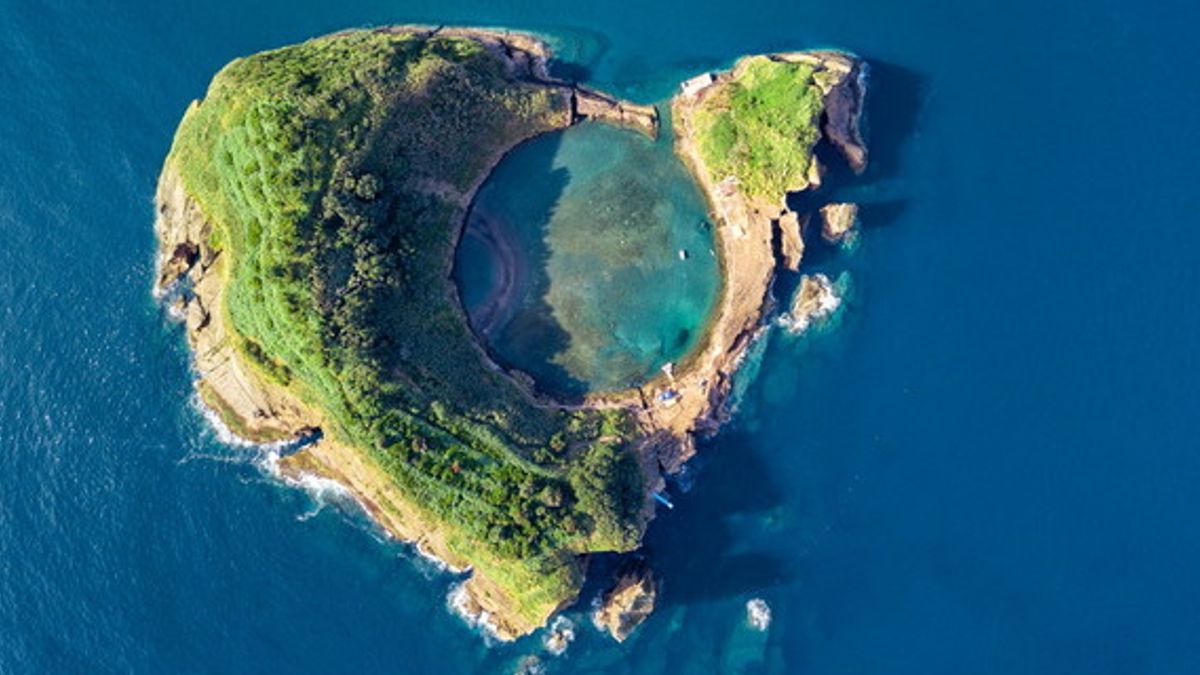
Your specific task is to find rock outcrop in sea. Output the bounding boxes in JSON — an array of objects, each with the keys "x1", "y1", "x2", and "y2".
[
  {"x1": 820, "y1": 202, "x2": 859, "y2": 243},
  {"x1": 593, "y1": 559, "x2": 657, "y2": 642},
  {"x1": 542, "y1": 616, "x2": 576, "y2": 656},
  {"x1": 781, "y1": 273, "x2": 842, "y2": 334}
]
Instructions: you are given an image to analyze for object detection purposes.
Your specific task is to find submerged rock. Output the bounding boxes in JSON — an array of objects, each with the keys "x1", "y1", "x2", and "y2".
[
  {"x1": 513, "y1": 655, "x2": 545, "y2": 675},
  {"x1": 593, "y1": 559, "x2": 657, "y2": 642},
  {"x1": 167, "y1": 294, "x2": 188, "y2": 321},
  {"x1": 782, "y1": 273, "x2": 841, "y2": 334},
  {"x1": 820, "y1": 202, "x2": 859, "y2": 243}
]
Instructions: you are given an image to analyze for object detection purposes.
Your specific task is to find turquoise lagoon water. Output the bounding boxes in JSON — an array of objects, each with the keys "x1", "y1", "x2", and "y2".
[
  {"x1": 3, "y1": 0, "x2": 1200, "y2": 673},
  {"x1": 454, "y1": 122, "x2": 718, "y2": 395}
]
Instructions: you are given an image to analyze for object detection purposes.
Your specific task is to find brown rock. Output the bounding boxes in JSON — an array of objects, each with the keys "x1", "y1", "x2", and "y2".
[
  {"x1": 819, "y1": 203, "x2": 859, "y2": 243},
  {"x1": 157, "y1": 241, "x2": 199, "y2": 289},
  {"x1": 776, "y1": 210, "x2": 807, "y2": 271},
  {"x1": 594, "y1": 559, "x2": 657, "y2": 642},
  {"x1": 185, "y1": 297, "x2": 210, "y2": 333},
  {"x1": 820, "y1": 59, "x2": 869, "y2": 173},
  {"x1": 572, "y1": 87, "x2": 659, "y2": 138},
  {"x1": 782, "y1": 273, "x2": 841, "y2": 334}
]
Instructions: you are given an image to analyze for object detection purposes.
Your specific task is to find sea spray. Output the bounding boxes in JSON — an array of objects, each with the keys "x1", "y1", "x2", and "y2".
[
  {"x1": 414, "y1": 540, "x2": 470, "y2": 575},
  {"x1": 746, "y1": 598, "x2": 772, "y2": 631},
  {"x1": 447, "y1": 582, "x2": 505, "y2": 644},
  {"x1": 271, "y1": 458, "x2": 359, "y2": 523},
  {"x1": 190, "y1": 389, "x2": 473, "y2": 583},
  {"x1": 542, "y1": 615, "x2": 577, "y2": 656},
  {"x1": 188, "y1": 393, "x2": 297, "y2": 451},
  {"x1": 778, "y1": 272, "x2": 853, "y2": 336}
]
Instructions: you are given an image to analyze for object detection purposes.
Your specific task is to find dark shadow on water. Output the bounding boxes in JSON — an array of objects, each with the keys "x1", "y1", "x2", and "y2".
[
  {"x1": 547, "y1": 60, "x2": 592, "y2": 85},
  {"x1": 786, "y1": 60, "x2": 926, "y2": 215},
  {"x1": 640, "y1": 430, "x2": 795, "y2": 606},
  {"x1": 861, "y1": 60, "x2": 926, "y2": 185},
  {"x1": 455, "y1": 131, "x2": 591, "y2": 401},
  {"x1": 774, "y1": 59, "x2": 925, "y2": 298},
  {"x1": 855, "y1": 198, "x2": 909, "y2": 231},
  {"x1": 783, "y1": 199, "x2": 911, "y2": 280},
  {"x1": 639, "y1": 60, "x2": 927, "y2": 606},
  {"x1": 537, "y1": 23, "x2": 612, "y2": 85}
]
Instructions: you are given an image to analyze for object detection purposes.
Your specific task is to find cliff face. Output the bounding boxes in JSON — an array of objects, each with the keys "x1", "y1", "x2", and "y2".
[{"x1": 156, "y1": 161, "x2": 319, "y2": 443}]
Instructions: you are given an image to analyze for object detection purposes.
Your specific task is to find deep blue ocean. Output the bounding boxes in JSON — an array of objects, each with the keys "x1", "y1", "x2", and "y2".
[{"x1": 3, "y1": 0, "x2": 1198, "y2": 673}]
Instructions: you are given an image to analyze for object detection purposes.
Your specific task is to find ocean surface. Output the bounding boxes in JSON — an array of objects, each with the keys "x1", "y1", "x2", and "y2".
[{"x1": 2, "y1": 0, "x2": 1198, "y2": 673}]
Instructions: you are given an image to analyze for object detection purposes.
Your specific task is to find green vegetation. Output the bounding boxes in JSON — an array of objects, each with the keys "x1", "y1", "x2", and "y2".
[
  {"x1": 167, "y1": 29, "x2": 645, "y2": 622},
  {"x1": 692, "y1": 56, "x2": 825, "y2": 198}
]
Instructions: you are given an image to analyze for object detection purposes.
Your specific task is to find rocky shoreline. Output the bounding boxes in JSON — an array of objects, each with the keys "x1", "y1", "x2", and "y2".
[
  {"x1": 155, "y1": 27, "x2": 867, "y2": 642},
  {"x1": 596, "y1": 50, "x2": 869, "y2": 473}
]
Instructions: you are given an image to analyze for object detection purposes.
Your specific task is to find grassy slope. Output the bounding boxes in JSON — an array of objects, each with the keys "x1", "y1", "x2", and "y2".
[
  {"x1": 167, "y1": 30, "x2": 644, "y2": 625},
  {"x1": 691, "y1": 57, "x2": 825, "y2": 199}
]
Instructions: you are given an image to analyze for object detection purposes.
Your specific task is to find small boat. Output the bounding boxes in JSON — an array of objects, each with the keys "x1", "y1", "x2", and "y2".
[
  {"x1": 656, "y1": 389, "x2": 680, "y2": 407},
  {"x1": 678, "y1": 249, "x2": 688, "y2": 260},
  {"x1": 652, "y1": 492, "x2": 675, "y2": 509}
]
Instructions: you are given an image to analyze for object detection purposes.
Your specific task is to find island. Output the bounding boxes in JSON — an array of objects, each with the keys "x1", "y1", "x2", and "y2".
[{"x1": 153, "y1": 26, "x2": 866, "y2": 640}]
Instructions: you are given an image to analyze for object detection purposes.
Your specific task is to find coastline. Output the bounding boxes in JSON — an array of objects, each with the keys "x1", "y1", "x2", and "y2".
[
  {"x1": 583, "y1": 50, "x2": 869, "y2": 473},
  {"x1": 154, "y1": 26, "x2": 658, "y2": 641},
  {"x1": 154, "y1": 27, "x2": 867, "y2": 641}
]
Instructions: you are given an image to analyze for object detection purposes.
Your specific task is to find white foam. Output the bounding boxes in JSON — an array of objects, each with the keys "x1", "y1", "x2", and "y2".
[
  {"x1": 542, "y1": 616, "x2": 576, "y2": 656},
  {"x1": 447, "y1": 582, "x2": 505, "y2": 643},
  {"x1": 176, "y1": 450, "x2": 253, "y2": 467},
  {"x1": 187, "y1": 394, "x2": 372, "y2": 525},
  {"x1": 190, "y1": 393, "x2": 269, "y2": 449},
  {"x1": 779, "y1": 273, "x2": 843, "y2": 335},
  {"x1": 589, "y1": 594, "x2": 606, "y2": 632},
  {"x1": 280, "y1": 465, "x2": 355, "y2": 508},
  {"x1": 746, "y1": 598, "x2": 772, "y2": 631},
  {"x1": 188, "y1": 381, "x2": 478, "y2": 619},
  {"x1": 413, "y1": 540, "x2": 470, "y2": 575}
]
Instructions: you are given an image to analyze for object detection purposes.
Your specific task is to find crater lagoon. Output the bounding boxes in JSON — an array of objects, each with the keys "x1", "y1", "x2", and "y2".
[{"x1": 455, "y1": 121, "x2": 719, "y2": 397}]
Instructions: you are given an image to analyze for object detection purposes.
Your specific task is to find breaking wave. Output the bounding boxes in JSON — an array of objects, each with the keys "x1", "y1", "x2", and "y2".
[
  {"x1": 746, "y1": 598, "x2": 772, "y2": 631},
  {"x1": 447, "y1": 582, "x2": 504, "y2": 644},
  {"x1": 542, "y1": 615, "x2": 576, "y2": 656}
]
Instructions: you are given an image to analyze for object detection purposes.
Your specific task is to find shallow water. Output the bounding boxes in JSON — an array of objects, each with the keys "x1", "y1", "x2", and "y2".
[
  {"x1": 3, "y1": 0, "x2": 1200, "y2": 673},
  {"x1": 455, "y1": 122, "x2": 719, "y2": 396}
]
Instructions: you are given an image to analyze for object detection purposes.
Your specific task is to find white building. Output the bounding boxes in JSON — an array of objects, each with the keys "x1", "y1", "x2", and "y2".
[{"x1": 680, "y1": 73, "x2": 714, "y2": 98}]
